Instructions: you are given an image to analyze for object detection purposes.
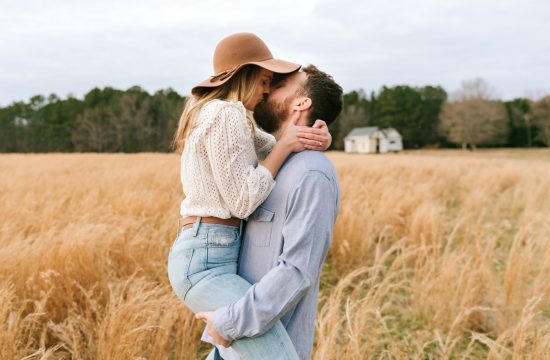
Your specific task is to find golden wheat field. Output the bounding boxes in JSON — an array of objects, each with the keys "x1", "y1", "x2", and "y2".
[{"x1": 1, "y1": 150, "x2": 550, "y2": 360}]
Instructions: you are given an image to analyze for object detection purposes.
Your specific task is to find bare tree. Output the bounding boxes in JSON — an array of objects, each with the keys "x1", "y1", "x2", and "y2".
[
  {"x1": 451, "y1": 77, "x2": 497, "y2": 101},
  {"x1": 72, "y1": 108, "x2": 117, "y2": 151},
  {"x1": 439, "y1": 98, "x2": 508, "y2": 149},
  {"x1": 72, "y1": 91, "x2": 154, "y2": 152},
  {"x1": 107, "y1": 92, "x2": 152, "y2": 152},
  {"x1": 440, "y1": 78, "x2": 507, "y2": 149}
]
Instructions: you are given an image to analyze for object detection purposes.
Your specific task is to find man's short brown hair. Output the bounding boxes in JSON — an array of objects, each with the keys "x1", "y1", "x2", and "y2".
[{"x1": 297, "y1": 65, "x2": 343, "y2": 127}]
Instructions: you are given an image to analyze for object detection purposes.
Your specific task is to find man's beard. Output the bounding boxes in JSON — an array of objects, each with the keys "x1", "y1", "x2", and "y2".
[{"x1": 253, "y1": 96, "x2": 293, "y2": 134}]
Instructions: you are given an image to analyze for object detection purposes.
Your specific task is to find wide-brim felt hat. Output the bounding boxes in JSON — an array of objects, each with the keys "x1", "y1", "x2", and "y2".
[{"x1": 191, "y1": 32, "x2": 301, "y2": 96}]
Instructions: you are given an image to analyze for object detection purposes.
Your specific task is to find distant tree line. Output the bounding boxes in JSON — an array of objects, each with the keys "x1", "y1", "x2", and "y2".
[
  {"x1": 0, "y1": 86, "x2": 183, "y2": 152},
  {"x1": 330, "y1": 78, "x2": 550, "y2": 150},
  {"x1": 1, "y1": 79, "x2": 549, "y2": 152}
]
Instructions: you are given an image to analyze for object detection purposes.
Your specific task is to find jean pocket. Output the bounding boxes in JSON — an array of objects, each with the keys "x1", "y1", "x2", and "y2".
[
  {"x1": 206, "y1": 230, "x2": 240, "y2": 268},
  {"x1": 207, "y1": 228, "x2": 240, "y2": 247},
  {"x1": 247, "y1": 206, "x2": 274, "y2": 247},
  {"x1": 167, "y1": 248, "x2": 194, "y2": 300}
]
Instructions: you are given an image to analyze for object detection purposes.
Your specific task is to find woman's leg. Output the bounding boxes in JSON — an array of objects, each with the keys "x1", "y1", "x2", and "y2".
[
  {"x1": 186, "y1": 273, "x2": 299, "y2": 360},
  {"x1": 168, "y1": 222, "x2": 299, "y2": 360},
  {"x1": 205, "y1": 348, "x2": 221, "y2": 360}
]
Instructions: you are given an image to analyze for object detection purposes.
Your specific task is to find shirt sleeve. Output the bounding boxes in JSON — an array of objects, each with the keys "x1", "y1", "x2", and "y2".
[
  {"x1": 253, "y1": 127, "x2": 276, "y2": 161},
  {"x1": 213, "y1": 170, "x2": 339, "y2": 340},
  {"x1": 204, "y1": 103, "x2": 276, "y2": 219}
]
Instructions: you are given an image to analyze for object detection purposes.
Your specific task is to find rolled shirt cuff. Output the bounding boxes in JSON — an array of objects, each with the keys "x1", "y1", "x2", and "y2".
[{"x1": 214, "y1": 306, "x2": 237, "y2": 341}]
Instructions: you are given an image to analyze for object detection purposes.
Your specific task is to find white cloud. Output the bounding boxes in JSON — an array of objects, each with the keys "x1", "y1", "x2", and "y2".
[{"x1": 1, "y1": 0, "x2": 549, "y2": 105}]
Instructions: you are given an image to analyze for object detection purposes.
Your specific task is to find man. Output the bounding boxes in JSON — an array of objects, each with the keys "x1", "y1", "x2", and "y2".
[{"x1": 197, "y1": 65, "x2": 343, "y2": 360}]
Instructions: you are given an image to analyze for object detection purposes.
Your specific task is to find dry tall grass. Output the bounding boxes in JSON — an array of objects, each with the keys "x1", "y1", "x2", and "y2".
[{"x1": 1, "y1": 151, "x2": 549, "y2": 359}]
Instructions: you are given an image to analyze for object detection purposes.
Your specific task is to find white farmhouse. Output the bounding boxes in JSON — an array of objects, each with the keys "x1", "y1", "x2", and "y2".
[{"x1": 344, "y1": 126, "x2": 403, "y2": 154}]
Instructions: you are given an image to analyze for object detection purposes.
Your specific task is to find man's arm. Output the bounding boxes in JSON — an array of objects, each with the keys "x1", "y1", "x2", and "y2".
[{"x1": 211, "y1": 170, "x2": 338, "y2": 341}]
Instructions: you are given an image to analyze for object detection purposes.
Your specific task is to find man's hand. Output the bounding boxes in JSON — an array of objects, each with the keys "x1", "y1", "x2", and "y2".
[{"x1": 196, "y1": 311, "x2": 232, "y2": 348}]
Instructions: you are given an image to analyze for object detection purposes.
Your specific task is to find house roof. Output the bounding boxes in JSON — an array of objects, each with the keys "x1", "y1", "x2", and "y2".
[
  {"x1": 379, "y1": 128, "x2": 402, "y2": 139},
  {"x1": 345, "y1": 126, "x2": 402, "y2": 140},
  {"x1": 345, "y1": 127, "x2": 379, "y2": 138}
]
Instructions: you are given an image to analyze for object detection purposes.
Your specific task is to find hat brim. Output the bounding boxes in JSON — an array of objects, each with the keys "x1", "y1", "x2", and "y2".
[{"x1": 191, "y1": 59, "x2": 301, "y2": 95}]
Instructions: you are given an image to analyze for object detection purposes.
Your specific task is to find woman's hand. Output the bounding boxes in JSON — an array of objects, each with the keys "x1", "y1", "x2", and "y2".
[
  {"x1": 297, "y1": 119, "x2": 332, "y2": 151},
  {"x1": 278, "y1": 112, "x2": 307, "y2": 153},
  {"x1": 260, "y1": 112, "x2": 305, "y2": 178}
]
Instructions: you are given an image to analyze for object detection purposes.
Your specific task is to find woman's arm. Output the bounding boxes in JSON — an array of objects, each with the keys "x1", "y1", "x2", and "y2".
[
  {"x1": 253, "y1": 127, "x2": 276, "y2": 161},
  {"x1": 259, "y1": 112, "x2": 305, "y2": 178},
  {"x1": 205, "y1": 103, "x2": 274, "y2": 219},
  {"x1": 255, "y1": 119, "x2": 333, "y2": 162},
  {"x1": 204, "y1": 103, "x2": 293, "y2": 219}
]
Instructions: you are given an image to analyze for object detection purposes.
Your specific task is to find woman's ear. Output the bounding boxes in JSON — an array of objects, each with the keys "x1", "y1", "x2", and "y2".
[{"x1": 293, "y1": 97, "x2": 312, "y2": 111}]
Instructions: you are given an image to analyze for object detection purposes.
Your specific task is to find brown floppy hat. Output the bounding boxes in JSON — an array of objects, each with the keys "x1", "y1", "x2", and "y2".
[{"x1": 191, "y1": 32, "x2": 301, "y2": 95}]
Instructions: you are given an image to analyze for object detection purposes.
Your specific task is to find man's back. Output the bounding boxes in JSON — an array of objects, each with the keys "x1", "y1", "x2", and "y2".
[{"x1": 237, "y1": 150, "x2": 340, "y2": 359}]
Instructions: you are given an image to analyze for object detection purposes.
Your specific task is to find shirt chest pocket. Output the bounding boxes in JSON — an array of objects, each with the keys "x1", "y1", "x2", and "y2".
[{"x1": 247, "y1": 206, "x2": 275, "y2": 247}]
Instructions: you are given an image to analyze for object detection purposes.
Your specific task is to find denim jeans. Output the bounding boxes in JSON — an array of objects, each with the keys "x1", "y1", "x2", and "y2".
[{"x1": 167, "y1": 218, "x2": 299, "y2": 360}]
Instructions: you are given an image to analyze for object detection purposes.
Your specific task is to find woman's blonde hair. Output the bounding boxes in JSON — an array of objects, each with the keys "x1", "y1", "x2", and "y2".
[{"x1": 173, "y1": 65, "x2": 264, "y2": 153}]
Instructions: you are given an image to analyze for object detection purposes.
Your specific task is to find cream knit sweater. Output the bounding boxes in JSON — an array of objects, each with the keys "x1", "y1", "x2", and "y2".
[{"x1": 179, "y1": 99, "x2": 276, "y2": 219}]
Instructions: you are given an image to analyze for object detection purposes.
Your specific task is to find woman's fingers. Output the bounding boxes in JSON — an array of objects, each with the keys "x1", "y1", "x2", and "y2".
[
  {"x1": 297, "y1": 130, "x2": 327, "y2": 143},
  {"x1": 297, "y1": 129, "x2": 330, "y2": 142},
  {"x1": 298, "y1": 133, "x2": 325, "y2": 142},
  {"x1": 297, "y1": 123, "x2": 331, "y2": 151},
  {"x1": 304, "y1": 144, "x2": 324, "y2": 150},
  {"x1": 299, "y1": 137, "x2": 324, "y2": 149},
  {"x1": 296, "y1": 126, "x2": 325, "y2": 135},
  {"x1": 289, "y1": 111, "x2": 301, "y2": 125},
  {"x1": 312, "y1": 119, "x2": 327, "y2": 129}
]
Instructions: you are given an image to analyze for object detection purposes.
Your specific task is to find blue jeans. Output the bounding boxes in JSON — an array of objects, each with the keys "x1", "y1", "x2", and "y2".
[{"x1": 167, "y1": 218, "x2": 299, "y2": 360}]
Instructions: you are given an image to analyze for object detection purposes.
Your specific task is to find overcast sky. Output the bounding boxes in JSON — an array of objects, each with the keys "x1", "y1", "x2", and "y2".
[{"x1": 1, "y1": 0, "x2": 549, "y2": 106}]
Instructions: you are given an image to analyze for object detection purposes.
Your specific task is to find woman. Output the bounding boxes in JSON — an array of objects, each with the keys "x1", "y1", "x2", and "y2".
[{"x1": 167, "y1": 33, "x2": 331, "y2": 359}]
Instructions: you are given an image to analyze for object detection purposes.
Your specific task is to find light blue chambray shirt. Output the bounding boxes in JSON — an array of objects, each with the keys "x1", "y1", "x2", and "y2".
[{"x1": 213, "y1": 150, "x2": 340, "y2": 360}]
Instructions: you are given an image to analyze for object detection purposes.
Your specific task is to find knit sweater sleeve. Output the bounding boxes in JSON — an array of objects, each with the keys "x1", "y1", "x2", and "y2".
[
  {"x1": 204, "y1": 103, "x2": 276, "y2": 219},
  {"x1": 253, "y1": 127, "x2": 276, "y2": 161}
]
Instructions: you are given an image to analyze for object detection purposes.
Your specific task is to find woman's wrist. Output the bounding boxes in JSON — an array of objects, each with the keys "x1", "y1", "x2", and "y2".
[
  {"x1": 260, "y1": 139, "x2": 292, "y2": 178},
  {"x1": 274, "y1": 137, "x2": 293, "y2": 155}
]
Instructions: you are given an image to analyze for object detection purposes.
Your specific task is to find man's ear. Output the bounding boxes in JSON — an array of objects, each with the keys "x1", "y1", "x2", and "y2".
[{"x1": 293, "y1": 97, "x2": 312, "y2": 111}]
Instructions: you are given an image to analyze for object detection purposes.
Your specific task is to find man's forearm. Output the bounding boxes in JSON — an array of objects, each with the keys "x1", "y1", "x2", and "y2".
[{"x1": 213, "y1": 259, "x2": 312, "y2": 340}]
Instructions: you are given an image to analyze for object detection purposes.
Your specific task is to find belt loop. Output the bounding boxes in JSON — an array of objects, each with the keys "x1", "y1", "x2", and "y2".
[{"x1": 192, "y1": 216, "x2": 202, "y2": 237}]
